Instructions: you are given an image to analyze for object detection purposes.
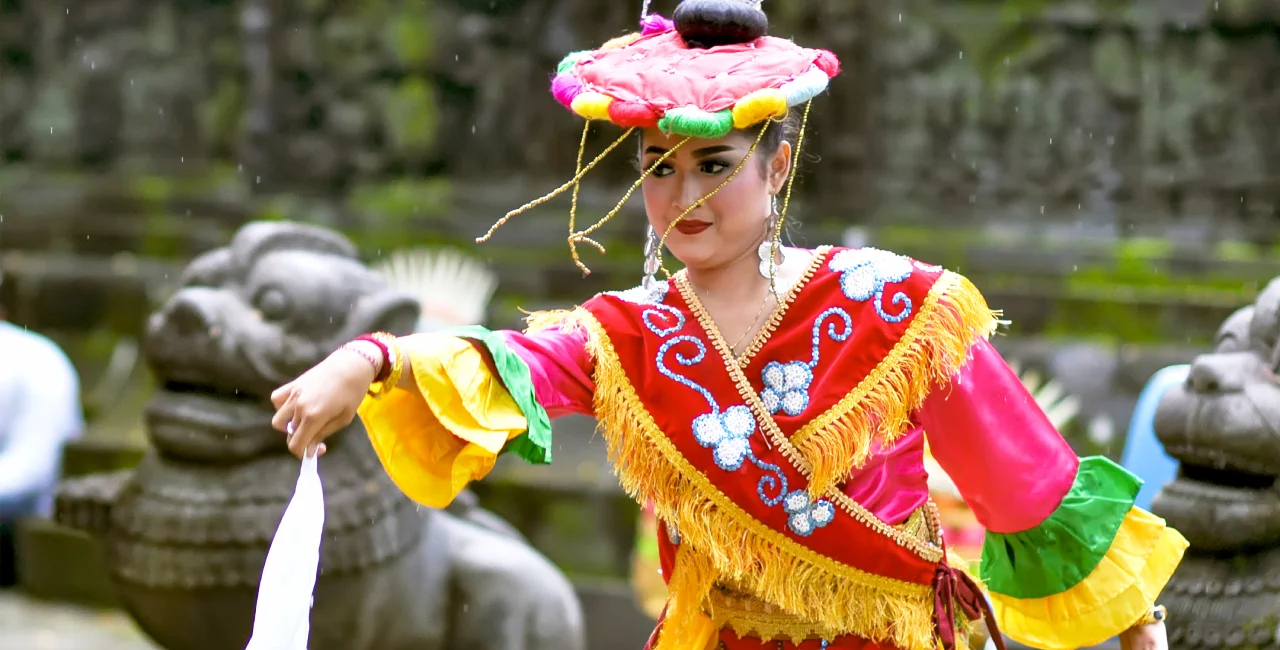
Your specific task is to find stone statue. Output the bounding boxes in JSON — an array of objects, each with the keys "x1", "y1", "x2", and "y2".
[
  {"x1": 54, "y1": 221, "x2": 586, "y2": 650},
  {"x1": 1150, "y1": 275, "x2": 1280, "y2": 648}
]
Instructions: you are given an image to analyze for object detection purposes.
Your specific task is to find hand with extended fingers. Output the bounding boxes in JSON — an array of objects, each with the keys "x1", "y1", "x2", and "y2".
[{"x1": 270, "y1": 337, "x2": 391, "y2": 458}]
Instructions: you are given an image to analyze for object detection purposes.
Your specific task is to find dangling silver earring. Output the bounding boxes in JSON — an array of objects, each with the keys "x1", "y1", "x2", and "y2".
[
  {"x1": 757, "y1": 241, "x2": 773, "y2": 278},
  {"x1": 642, "y1": 225, "x2": 661, "y2": 290},
  {"x1": 758, "y1": 221, "x2": 785, "y2": 280}
]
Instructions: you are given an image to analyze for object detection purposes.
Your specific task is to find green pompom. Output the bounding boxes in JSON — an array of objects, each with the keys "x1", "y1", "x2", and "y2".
[
  {"x1": 658, "y1": 107, "x2": 733, "y2": 139},
  {"x1": 556, "y1": 50, "x2": 592, "y2": 74}
]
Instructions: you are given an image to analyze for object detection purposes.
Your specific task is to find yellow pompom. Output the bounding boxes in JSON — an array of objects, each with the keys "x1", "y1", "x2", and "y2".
[
  {"x1": 571, "y1": 92, "x2": 614, "y2": 120},
  {"x1": 731, "y1": 89, "x2": 788, "y2": 129},
  {"x1": 600, "y1": 32, "x2": 642, "y2": 50}
]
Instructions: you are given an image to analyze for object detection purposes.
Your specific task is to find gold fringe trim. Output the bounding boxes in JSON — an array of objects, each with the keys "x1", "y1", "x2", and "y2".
[
  {"x1": 654, "y1": 546, "x2": 722, "y2": 650},
  {"x1": 788, "y1": 271, "x2": 1001, "y2": 498},
  {"x1": 525, "y1": 308, "x2": 941, "y2": 650}
]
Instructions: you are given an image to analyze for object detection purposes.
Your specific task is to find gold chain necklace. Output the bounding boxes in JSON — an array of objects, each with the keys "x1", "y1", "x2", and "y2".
[
  {"x1": 689, "y1": 281, "x2": 773, "y2": 360},
  {"x1": 731, "y1": 293, "x2": 773, "y2": 358}
]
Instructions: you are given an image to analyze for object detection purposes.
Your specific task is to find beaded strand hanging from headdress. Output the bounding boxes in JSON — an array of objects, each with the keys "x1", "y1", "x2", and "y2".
[{"x1": 475, "y1": 0, "x2": 839, "y2": 285}]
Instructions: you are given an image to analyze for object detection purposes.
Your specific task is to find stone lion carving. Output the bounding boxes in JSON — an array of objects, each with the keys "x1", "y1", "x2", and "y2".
[
  {"x1": 1151, "y1": 276, "x2": 1280, "y2": 648},
  {"x1": 55, "y1": 221, "x2": 585, "y2": 650}
]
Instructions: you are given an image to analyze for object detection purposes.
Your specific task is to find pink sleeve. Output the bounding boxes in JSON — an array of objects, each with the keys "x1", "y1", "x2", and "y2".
[
  {"x1": 916, "y1": 340, "x2": 1079, "y2": 534},
  {"x1": 496, "y1": 327, "x2": 596, "y2": 419}
]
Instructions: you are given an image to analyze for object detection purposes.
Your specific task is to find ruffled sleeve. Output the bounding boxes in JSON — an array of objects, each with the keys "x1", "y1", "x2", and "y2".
[
  {"x1": 357, "y1": 325, "x2": 595, "y2": 509},
  {"x1": 918, "y1": 339, "x2": 1188, "y2": 650}
]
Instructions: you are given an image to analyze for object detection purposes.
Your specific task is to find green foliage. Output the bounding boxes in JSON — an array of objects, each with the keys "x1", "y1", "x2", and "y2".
[
  {"x1": 380, "y1": 78, "x2": 439, "y2": 158},
  {"x1": 256, "y1": 194, "x2": 306, "y2": 222},
  {"x1": 347, "y1": 177, "x2": 452, "y2": 219},
  {"x1": 124, "y1": 165, "x2": 245, "y2": 256},
  {"x1": 860, "y1": 223, "x2": 1271, "y2": 344},
  {"x1": 140, "y1": 211, "x2": 186, "y2": 258},
  {"x1": 198, "y1": 79, "x2": 245, "y2": 151},
  {"x1": 384, "y1": 0, "x2": 435, "y2": 70},
  {"x1": 914, "y1": 0, "x2": 1132, "y2": 83},
  {"x1": 346, "y1": 178, "x2": 455, "y2": 251}
]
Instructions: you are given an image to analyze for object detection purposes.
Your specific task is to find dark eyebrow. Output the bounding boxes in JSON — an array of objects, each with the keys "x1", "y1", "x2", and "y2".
[{"x1": 643, "y1": 144, "x2": 736, "y2": 158}]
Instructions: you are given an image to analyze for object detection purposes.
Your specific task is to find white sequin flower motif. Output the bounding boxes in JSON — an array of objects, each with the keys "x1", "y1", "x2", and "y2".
[
  {"x1": 760, "y1": 360, "x2": 814, "y2": 416},
  {"x1": 782, "y1": 489, "x2": 836, "y2": 537},
  {"x1": 828, "y1": 248, "x2": 916, "y2": 323},
  {"x1": 691, "y1": 406, "x2": 757, "y2": 471}
]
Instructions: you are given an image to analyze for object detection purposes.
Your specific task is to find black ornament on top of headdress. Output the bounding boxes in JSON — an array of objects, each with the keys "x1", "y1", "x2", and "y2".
[{"x1": 673, "y1": 0, "x2": 769, "y2": 49}]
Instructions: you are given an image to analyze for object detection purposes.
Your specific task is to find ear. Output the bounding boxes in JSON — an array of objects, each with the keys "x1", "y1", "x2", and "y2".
[
  {"x1": 339, "y1": 290, "x2": 422, "y2": 341},
  {"x1": 767, "y1": 139, "x2": 792, "y2": 195}
]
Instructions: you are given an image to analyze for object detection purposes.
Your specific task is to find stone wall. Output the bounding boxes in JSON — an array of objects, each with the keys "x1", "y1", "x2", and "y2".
[
  {"x1": 2, "y1": 1, "x2": 1279, "y2": 246},
  {"x1": 4, "y1": 0, "x2": 1280, "y2": 315},
  {"x1": 870, "y1": 0, "x2": 1280, "y2": 244}
]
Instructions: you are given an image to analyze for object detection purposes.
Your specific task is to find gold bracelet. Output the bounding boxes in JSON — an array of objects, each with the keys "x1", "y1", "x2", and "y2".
[
  {"x1": 1135, "y1": 604, "x2": 1167, "y2": 627},
  {"x1": 367, "y1": 332, "x2": 404, "y2": 399}
]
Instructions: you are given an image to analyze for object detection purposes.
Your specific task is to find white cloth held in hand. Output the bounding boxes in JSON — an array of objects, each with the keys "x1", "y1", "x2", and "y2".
[{"x1": 244, "y1": 452, "x2": 325, "y2": 650}]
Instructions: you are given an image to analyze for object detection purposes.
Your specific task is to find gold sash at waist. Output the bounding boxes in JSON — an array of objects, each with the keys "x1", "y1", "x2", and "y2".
[{"x1": 705, "y1": 584, "x2": 839, "y2": 643}]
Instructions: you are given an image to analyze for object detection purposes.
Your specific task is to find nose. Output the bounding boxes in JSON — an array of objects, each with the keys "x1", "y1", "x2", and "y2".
[
  {"x1": 674, "y1": 177, "x2": 703, "y2": 216},
  {"x1": 1186, "y1": 352, "x2": 1248, "y2": 394},
  {"x1": 164, "y1": 292, "x2": 216, "y2": 337}
]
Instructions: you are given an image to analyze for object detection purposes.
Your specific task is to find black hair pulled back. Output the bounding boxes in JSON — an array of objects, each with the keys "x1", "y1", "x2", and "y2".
[{"x1": 673, "y1": 0, "x2": 768, "y2": 49}]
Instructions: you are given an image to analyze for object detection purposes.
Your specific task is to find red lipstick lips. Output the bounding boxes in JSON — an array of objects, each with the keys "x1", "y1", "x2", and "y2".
[{"x1": 674, "y1": 220, "x2": 711, "y2": 235}]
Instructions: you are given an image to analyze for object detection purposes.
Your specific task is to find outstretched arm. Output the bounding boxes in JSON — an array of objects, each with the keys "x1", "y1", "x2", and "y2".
[
  {"x1": 918, "y1": 339, "x2": 1184, "y2": 650},
  {"x1": 356, "y1": 323, "x2": 595, "y2": 508}
]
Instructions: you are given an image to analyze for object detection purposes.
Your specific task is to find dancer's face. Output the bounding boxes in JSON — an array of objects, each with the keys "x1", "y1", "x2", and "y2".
[{"x1": 639, "y1": 128, "x2": 791, "y2": 273}]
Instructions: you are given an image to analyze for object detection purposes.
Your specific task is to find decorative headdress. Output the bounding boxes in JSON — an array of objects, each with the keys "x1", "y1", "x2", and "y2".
[{"x1": 476, "y1": 0, "x2": 841, "y2": 280}]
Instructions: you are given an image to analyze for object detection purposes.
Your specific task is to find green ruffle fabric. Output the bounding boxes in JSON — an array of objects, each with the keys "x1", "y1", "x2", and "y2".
[
  {"x1": 447, "y1": 325, "x2": 553, "y2": 465},
  {"x1": 979, "y1": 456, "x2": 1142, "y2": 599}
]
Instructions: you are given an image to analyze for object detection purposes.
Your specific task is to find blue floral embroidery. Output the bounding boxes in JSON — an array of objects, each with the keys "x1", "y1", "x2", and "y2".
[
  {"x1": 692, "y1": 406, "x2": 756, "y2": 471},
  {"x1": 781, "y1": 489, "x2": 836, "y2": 537},
  {"x1": 828, "y1": 248, "x2": 915, "y2": 323},
  {"x1": 760, "y1": 307, "x2": 853, "y2": 416},
  {"x1": 644, "y1": 285, "x2": 829, "y2": 538},
  {"x1": 656, "y1": 336, "x2": 793, "y2": 511},
  {"x1": 760, "y1": 361, "x2": 812, "y2": 416}
]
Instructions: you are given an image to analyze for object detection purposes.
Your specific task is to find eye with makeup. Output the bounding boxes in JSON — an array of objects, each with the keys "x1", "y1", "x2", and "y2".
[
  {"x1": 642, "y1": 143, "x2": 738, "y2": 179},
  {"x1": 648, "y1": 159, "x2": 731, "y2": 178}
]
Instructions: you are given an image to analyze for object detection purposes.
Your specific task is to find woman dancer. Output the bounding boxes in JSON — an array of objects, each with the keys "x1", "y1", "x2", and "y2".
[{"x1": 271, "y1": 2, "x2": 1183, "y2": 648}]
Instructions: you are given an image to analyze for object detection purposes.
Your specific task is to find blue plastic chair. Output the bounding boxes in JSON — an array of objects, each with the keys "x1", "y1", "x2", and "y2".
[{"x1": 1120, "y1": 365, "x2": 1188, "y2": 512}]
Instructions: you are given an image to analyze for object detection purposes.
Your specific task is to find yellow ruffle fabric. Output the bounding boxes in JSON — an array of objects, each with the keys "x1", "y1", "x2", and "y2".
[
  {"x1": 357, "y1": 333, "x2": 528, "y2": 508},
  {"x1": 989, "y1": 506, "x2": 1188, "y2": 650}
]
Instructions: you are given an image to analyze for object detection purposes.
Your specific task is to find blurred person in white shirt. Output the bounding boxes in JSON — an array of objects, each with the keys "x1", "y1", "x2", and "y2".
[{"x1": 0, "y1": 270, "x2": 84, "y2": 587}]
